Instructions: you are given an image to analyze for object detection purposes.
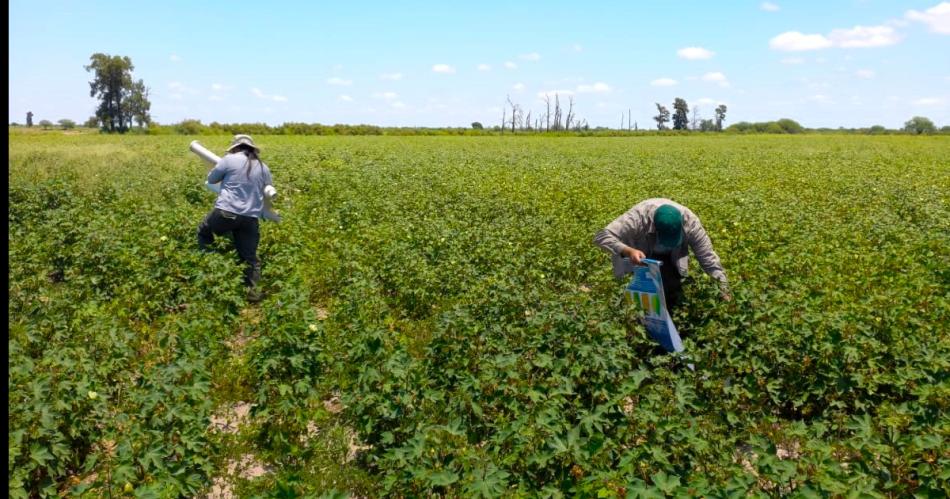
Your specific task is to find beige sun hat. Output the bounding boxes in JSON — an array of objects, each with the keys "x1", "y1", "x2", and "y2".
[{"x1": 227, "y1": 134, "x2": 260, "y2": 153}]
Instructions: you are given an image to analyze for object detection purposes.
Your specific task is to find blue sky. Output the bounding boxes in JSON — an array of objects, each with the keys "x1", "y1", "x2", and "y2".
[{"x1": 9, "y1": 1, "x2": 950, "y2": 128}]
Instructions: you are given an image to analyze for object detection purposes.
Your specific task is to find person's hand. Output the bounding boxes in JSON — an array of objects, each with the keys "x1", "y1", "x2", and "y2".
[
  {"x1": 622, "y1": 247, "x2": 646, "y2": 265},
  {"x1": 719, "y1": 283, "x2": 733, "y2": 302}
]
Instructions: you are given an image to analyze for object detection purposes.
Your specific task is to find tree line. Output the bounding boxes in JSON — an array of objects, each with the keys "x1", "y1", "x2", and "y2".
[
  {"x1": 653, "y1": 98, "x2": 728, "y2": 131},
  {"x1": 496, "y1": 93, "x2": 589, "y2": 133},
  {"x1": 13, "y1": 53, "x2": 947, "y2": 135}
]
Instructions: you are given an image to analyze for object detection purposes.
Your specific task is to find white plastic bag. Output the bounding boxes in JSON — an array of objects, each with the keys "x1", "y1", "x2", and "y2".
[{"x1": 625, "y1": 258, "x2": 685, "y2": 353}]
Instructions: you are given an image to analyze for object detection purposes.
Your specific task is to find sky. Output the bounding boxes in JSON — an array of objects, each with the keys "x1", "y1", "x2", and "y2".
[{"x1": 8, "y1": 1, "x2": 950, "y2": 129}]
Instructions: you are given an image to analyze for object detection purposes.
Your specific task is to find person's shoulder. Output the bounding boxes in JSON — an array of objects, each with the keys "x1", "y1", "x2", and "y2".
[{"x1": 220, "y1": 153, "x2": 243, "y2": 165}]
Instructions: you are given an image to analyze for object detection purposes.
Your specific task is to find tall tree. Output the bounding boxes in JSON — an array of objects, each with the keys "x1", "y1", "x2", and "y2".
[
  {"x1": 85, "y1": 53, "x2": 142, "y2": 132},
  {"x1": 26, "y1": 111, "x2": 33, "y2": 127},
  {"x1": 506, "y1": 95, "x2": 520, "y2": 132},
  {"x1": 565, "y1": 96, "x2": 575, "y2": 130},
  {"x1": 125, "y1": 79, "x2": 151, "y2": 128},
  {"x1": 715, "y1": 104, "x2": 728, "y2": 131},
  {"x1": 653, "y1": 103, "x2": 670, "y2": 130},
  {"x1": 903, "y1": 116, "x2": 936, "y2": 134},
  {"x1": 672, "y1": 98, "x2": 689, "y2": 130},
  {"x1": 544, "y1": 94, "x2": 551, "y2": 131}
]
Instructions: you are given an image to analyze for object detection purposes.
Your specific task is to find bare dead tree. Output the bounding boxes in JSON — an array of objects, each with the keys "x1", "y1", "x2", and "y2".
[
  {"x1": 553, "y1": 94, "x2": 562, "y2": 130},
  {"x1": 628, "y1": 109, "x2": 632, "y2": 131},
  {"x1": 506, "y1": 95, "x2": 519, "y2": 133},
  {"x1": 544, "y1": 94, "x2": 551, "y2": 131},
  {"x1": 525, "y1": 110, "x2": 532, "y2": 131},
  {"x1": 691, "y1": 106, "x2": 700, "y2": 131},
  {"x1": 565, "y1": 96, "x2": 575, "y2": 130}
]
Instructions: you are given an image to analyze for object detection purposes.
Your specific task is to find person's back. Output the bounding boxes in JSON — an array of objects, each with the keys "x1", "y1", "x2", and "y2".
[
  {"x1": 593, "y1": 198, "x2": 731, "y2": 306},
  {"x1": 211, "y1": 152, "x2": 273, "y2": 218}
]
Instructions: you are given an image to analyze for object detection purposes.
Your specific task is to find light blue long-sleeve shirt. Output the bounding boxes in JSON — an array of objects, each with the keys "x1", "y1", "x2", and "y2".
[{"x1": 207, "y1": 152, "x2": 274, "y2": 218}]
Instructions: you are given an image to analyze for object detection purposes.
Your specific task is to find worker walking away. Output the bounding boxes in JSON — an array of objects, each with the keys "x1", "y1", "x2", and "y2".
[
  {"x1": 197, "y1": 134, "x2": 274, "y2": 303},
  {"x1": 593, "y1": 198, "x2": 731, "y2": 308}
]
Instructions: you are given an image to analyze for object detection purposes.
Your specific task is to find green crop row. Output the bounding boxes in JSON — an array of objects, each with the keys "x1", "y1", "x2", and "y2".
[{"x1": 9, "y1": 133, "x2": 950, "y2": 497}]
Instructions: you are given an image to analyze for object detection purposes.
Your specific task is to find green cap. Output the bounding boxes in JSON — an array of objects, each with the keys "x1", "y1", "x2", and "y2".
[{"x1": 654, "y1": 204, "x2": 683, "y2": 248}]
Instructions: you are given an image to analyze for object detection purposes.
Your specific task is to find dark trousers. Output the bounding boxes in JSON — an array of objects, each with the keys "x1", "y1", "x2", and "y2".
[
  {"x1": 652, "y1": 253, "x2": 683, "y2": 309},
  {"x1": 197, "y1": 208, "x2": 261, "y2": 287}
]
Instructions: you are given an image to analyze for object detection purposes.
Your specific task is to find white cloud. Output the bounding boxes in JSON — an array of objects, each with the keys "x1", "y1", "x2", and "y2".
[
  {"x1": 761, "y1": 2, "x2": 780, "y2": 12},
  {"x1": 828, "y1": 25, "x2": 900, "y2": 48},
  {"x1": 701, "y1": 72, "x2": 730, "y2": 87},
  {"x1": 572, "y1": 44, "x2": 583, "y2": 53},
  {"x1": 211, "y1": 83, "x2": 231, "y2": 91},
  {"x1": 855, "y1": 69, "x2": 876, "y2": 79},
  {"x1": 380, "y1": 72, "x2": 403, "y2": 81},
  {"x1": 912, "y1": 97, "x2": 946, "y2": 106},
  {"x1": 504, "y1": 61, "x2": 518, "y2": 70},
  {"x1": 519, "y1": 52, "x2": 541, "y2": 61},
  {"x1": 432, "y1": 64, "x2": 456, "y2": 74},
  {"x1": 512, "y1": 83, "x2": 525, "y2": 91},
  {"x1": 651, "y1": 78, "x2": 678, "y2": 87},
  {"x1": 769, "y1": 31, "x2": 833, "y2": 51},
  {"x1": 169, "y1": 54, "x2": 181, "y2": 62},
  {"x1": 477, "y1": 63, "x2": 491, "y2": 71},
  {"x1": 576, "y1": 82, "x2": 611, "y2": 93},
  {"x1": 781, "y1": 57, "x2": 805, "y2": 64},
  {"x1": 677, "y1": 47, "x2": 715, "y2": 60},
  {"x1": 372, "y1": 91, "x2": 398, "y2": 100},
  {"x1": 339, "y1": 94, "x2": 353, "y2": 102},
  {"x1": 392, "y1": 101, "x2": 407, "y2": 109},
  {"x1": 251, "y1": 87, "x2": 288, "y2": 102},
  {"x1": 906, "y1": 2, "x2": 950, "y2": 34},
  {"x1": 327, "y1": 77, "x2": 352, "y2": 86},
  {"x1": 770, "y1": 25, "x2": 899, "y2": 50}
]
